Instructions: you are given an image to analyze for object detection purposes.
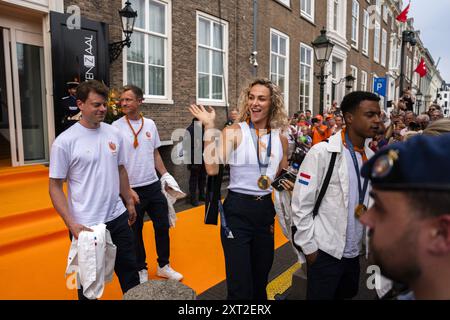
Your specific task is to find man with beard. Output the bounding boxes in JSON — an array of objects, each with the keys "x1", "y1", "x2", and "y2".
[
  {"x1": 360, "y1": 134, "x2": 450, "y2": 300},
  {"x1": 291, "y1": 91, "x2": 381, "y2": 299}
]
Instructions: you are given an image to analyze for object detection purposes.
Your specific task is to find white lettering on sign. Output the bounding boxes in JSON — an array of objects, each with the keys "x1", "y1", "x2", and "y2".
[{"x1": 84, "y1": 35, "x2": 95, "y2": 80}]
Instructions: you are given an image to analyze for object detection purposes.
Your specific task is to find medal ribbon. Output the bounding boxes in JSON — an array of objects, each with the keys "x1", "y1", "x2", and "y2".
[
  {"x1": 249, "y1": 121, "x2": 272, "y2": 178},
  {"x1": 343, "y1": 130, "x2": 369, "y2": 207},
  {"x1": 125, "y1": 115, "x2": 144, "y2": 148}
]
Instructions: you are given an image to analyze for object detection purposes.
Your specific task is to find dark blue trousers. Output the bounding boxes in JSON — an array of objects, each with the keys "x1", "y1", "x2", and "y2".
[
  {"x1": 221, "y1": 191, "x2": 275, "y2": 300},
  {"x1": 73, "y1": 211, "x2": 140, "y2": 300},
  {"x1": 132, "y1": 181, "x2": 170, "y2": 270},
  {"x1": 306, "y1": 250, "x2": 360, "y2": 300}
]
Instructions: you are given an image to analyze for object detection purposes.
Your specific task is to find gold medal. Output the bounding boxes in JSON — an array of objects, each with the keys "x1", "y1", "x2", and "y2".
[
  {"x1": 355, "y1": 203, "x2": 367, "y2": 219},
  {"x1": 257, "y1": 175, "x2": 271, "y2": 190}
]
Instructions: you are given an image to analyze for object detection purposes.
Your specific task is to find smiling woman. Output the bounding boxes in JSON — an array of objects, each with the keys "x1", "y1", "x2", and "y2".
[{"x1": 188, "y1": 78, "x2": 289, "y2": 300}]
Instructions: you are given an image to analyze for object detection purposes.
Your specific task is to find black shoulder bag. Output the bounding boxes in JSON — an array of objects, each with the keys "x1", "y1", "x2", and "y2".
[
  {"x1": 291, "y1": 152, "x2": 338, "y2": 253},
  {"x1": 204, "y1": 164, "x2": 224, "y2": 225}
]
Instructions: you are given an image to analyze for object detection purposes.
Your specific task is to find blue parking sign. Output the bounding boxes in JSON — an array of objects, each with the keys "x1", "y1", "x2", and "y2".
[{"x1": 373, "y1": 77, "x2": 387, "y2": 97}]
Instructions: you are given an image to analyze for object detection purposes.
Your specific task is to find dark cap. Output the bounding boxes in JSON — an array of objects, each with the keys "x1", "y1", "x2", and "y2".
[
  {"x1": 361, "y1": 133, "x2": 450, "y2": 191},
  {"x1": 66, "y1": 80, "x2": 79, "y2": 89}
]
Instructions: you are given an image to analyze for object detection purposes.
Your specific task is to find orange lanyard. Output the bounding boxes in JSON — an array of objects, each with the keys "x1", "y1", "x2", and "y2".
[
  {"x1": 125, "y1": 115, "x2": 144, "y2": 148},
  {"x1": 341, "y1": 128, "x2": 368, "y2": 162}
]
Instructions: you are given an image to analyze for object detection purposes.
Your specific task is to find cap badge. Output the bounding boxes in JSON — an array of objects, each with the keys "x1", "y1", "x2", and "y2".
[{"x1": 372, "y1": 149, "x2": 399, "y2": 178}]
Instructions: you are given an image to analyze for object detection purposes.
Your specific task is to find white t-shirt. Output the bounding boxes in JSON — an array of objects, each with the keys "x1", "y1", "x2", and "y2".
[
  {"x1": 112, "y1": 116, "x2": 161, "y2": 187},
  {"x1": 343, "y1": 147, "x2": 368, "y2": 258},
  {"x1": 49, "y1": 122, "x2": 127, "y2": 226}
]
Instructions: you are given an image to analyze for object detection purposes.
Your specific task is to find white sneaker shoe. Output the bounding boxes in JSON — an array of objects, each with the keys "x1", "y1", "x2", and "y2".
[
  {"x1": 138, "y1": 269, "x2": 148, "y2": 284},
  {"x1": 157, "y1": 264, "x2": 183, "y2": 281}
]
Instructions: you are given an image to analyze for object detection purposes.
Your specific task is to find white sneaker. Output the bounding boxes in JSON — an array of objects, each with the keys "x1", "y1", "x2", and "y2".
[
  {"x1": 138, "y1": 269, "x2": 148, "y2": 284},
  {"x1": 156, "y1": 264, "x2": 183, "y2": 281}
]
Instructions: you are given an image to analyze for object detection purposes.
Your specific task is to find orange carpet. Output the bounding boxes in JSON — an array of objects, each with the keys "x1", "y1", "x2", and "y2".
[{"x1": 0, "y1": 166, "x2": 288, "y2": 299}]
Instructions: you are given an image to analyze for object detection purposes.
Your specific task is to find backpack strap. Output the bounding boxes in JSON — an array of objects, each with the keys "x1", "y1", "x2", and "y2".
[{"x1": 312, "y1": 152, "x2": 337, "y2": 218}]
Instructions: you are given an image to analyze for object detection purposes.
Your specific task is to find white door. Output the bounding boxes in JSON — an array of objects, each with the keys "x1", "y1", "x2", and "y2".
[{"x1": 1, "y1": 27, "x2": 48, "y2": 166}]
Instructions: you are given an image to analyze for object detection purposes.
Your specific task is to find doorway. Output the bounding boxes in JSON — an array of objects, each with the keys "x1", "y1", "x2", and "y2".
[
  {"x1": 0, "y1": 29, "x2": 10, "y2": 166},
  {"x1": 0, "y1": 26, "x2": 48, "y2": 167}
]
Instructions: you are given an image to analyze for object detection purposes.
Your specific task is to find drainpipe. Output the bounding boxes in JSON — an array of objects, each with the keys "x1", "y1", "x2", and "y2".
[{"x1": 252, "y1": 0, "x2": 257, "y2": 77}]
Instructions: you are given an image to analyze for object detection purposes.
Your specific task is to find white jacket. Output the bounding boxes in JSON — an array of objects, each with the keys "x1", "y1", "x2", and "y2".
[
  {"x1": 66, "y1": 224, "x2": 116, "y2": 299},
  {"x1": 291, "y1": 131, "x2": 374, "y2": 260}
]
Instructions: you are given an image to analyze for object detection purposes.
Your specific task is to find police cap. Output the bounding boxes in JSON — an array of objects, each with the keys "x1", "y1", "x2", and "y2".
[
  {"x1": 66, "y1": 81, "x2": 79, "y2": 89},
  {"x1": 361, "y1": 133, "x2": 450, "y2": 191}
]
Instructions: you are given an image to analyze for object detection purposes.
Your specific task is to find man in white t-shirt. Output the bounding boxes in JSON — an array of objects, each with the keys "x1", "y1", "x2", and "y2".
[
  {"x1": 113, "y1": 85, "x2": 183, "y2": 282},
  {"x1": 49, "y1": 80, "x2": 140, "y2": 299}
]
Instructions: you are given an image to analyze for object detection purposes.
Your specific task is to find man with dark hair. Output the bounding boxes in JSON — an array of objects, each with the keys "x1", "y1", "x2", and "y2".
[
  {"x1": 225, "y1": 108, "x2": 239, "y2": 127},
  {"x1": 49, "y1": 79, "x2": 140, "y2": 299},
  {"x1": 292, "y1": 91, "x2": 381, "y2": 299},
  {"x1": 113, "y1": 84, "x2": 183, "y2": 283},
  {"x1": 185, "y1": 117, "x2": 206, "y2": 206},
  {"x1": 360, "y1": 134, "x2": 450, "y2": 299},
  {"x1": 305, "y1": 109, "x2": 312, "y2": 125}
]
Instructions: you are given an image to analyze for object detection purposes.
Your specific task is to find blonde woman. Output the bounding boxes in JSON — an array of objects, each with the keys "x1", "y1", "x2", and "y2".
[{"x1": 189, "y1": 78, "x2": 290, "y2": 300}]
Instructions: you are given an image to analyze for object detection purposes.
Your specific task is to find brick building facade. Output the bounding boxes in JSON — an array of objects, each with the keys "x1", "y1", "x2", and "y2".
[{"x1": 0, "y1": 0, "x2": 443, "y2": 186}]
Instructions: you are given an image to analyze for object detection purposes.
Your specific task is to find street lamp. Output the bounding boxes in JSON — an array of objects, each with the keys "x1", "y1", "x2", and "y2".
[
  {"x1": 345, "y1": 75, "x2": 356, "y2": 91},
  {"x1": 109, "y1": 1, "x2": 138, "y2": 63},
  {"x1": 312, "y1": 28, "x2": 334, "y2": 115},
  {"x1": 399, "y1": 30, "x2": 417, "y2": 95},
  {"x1": 416, "y1": 91, "x2": 423, "y2": 114},
  {"x1": 331, "y1": 74, "x2": 356, "y2": 104}
]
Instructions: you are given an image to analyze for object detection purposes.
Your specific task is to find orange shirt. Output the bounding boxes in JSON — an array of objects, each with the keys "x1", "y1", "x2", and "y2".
[{"x1": 312, "y1": 124, "x2": 331, "y2": 146}]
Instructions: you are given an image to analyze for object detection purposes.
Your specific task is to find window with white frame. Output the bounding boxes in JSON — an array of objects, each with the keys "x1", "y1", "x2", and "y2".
[
  {"x1": 374, "y1": 21, "x2": 380, "y2": 63},
  {"x1": 389, "y1": 36, "x2": 398, "y2": 69},
  {"x1": 332, "y1": 0, "x2": 339, "y2": 32},
  {"x1": 197, "y1": 12, "x2": 228, "y2": 105},
  {"x1": 362, "y1": 10, "x2": 369, "y2": 55},
  {"x1": 407, "y1": 56, "x2": 412, "y2": 80},
  {"x1": 350, "y1": 65, "x2": 358, "y2": 91},
  {"x1": 406, "y1": 56, "x2": 410, "y2": 80},
  {"x1": 383, "y1": 4, "x2": 389, "y2": 22},
  {"x1": 331, "y1": 0, "x2": 346, "y2": 37},
  {"x1": 381, "y1": 29, "x2": 387, "y2": 66},
  {"x1": 351, "y1": 0, "x2": 359, "y2": 48},
  {"x1": 270, "y1": 29, "x2": 289, "y2": 106},
  {"x1": 361, "y1": 70, "x2": 368, "y2": 91},
  {"x1": 299, "y1": 43, "x2": 313, "y2": 112},
  {"x1": 300, "y1": 0, "x2": 314, "y2": 22},
  {"x1": 376, "y1": 0, "x2": 381, "y2": 14},
  {"x1": 372, "y1": 74, "x2": 378, "y2": 93},
  {"x1": 126, "y1": 0, "x2": 171, "y2": 101}
]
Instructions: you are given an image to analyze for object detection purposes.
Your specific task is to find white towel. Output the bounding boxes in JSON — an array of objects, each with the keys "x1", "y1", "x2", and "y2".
[{"x1": 160, "y1": 172, "x2": 186, "y2": 227}]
